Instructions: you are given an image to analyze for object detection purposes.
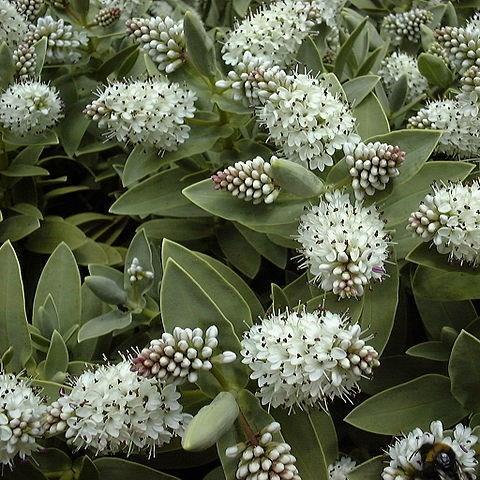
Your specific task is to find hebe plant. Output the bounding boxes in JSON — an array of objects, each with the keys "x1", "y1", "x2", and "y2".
[{"x1": 0, "y1": 0, "x2": 479, "y2": 479}]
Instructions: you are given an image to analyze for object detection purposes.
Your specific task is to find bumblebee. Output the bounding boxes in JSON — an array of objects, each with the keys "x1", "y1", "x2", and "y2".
[{"x1": 417, "y1": 442, "x2": 473, "y2": 480}]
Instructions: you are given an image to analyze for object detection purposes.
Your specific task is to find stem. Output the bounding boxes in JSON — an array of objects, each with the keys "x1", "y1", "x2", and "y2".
[
  {"x1": 141, "y1": 308, "x2": 159, "y2": 320},
  {"x1": 210, "y1": 364, "x2": 230, "y2": 391},
  {"x1": 238, "y1": 411, "x2": 259, "y2": 446}
]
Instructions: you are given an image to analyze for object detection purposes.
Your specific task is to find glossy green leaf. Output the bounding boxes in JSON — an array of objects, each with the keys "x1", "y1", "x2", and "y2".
[
  {"x1": 94, "y1": 458, "x2": 180, "y2": 480},
  {"x1": 354, "y1": 93, "x2": 390, "y2": 138},
  {"x1": 184, "y1": 11, "x2": 215, "y2": 77},
  {"x1": 77, "y1": 309, "x2": 132, "y2": 343},
  {"x1": 406, "y1": 341, "x2": 450, "y2": 361},
  {"x1": 418, "y1": 52, "x2": 454, "y2": 89},
  {"x1": 44, "y1": 330, "x2": 69, "y2": 380},
  {"x1": 343, "y1": 75, "x2": 380, "y2": 106},
  {"x1": 348, "y1": 456, "x2": 384, "y2": 480},
  {"x1": 0, "y1": 42, "x2": 14, "y2": 89},
  {"x1": 0, "y1": 215, "x2": 40, "y2": 242}
]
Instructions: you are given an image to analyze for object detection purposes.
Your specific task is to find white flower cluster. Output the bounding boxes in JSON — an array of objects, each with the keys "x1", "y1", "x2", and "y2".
[
  {"x1": 298, "y1": 190, "x2": 390, "y2": 298},
  {"x1": 383, "y1": 421, "x2": 477, "y2": 480},
  {"x1": 258, "y1": 72, "x2": 360, "y2": 171},
  {"x1": 241, "y1": 307, "x2": 380, "y2": 410},
  {"x1": 435, "y1": 13, "x2": 480, "y2": 74},
  {"x1": 378, "y1": 52, "x2": 428, "y2": 103},
  {"x1": 407, "y1": 97, "x2": 480, "y2": 158},
  {"x1": 345, "y1": 141, "x2": 406, "y2": 200},
  {"x1": 13, "y1": 0, "x2": 43, "y2": 22},
  {"x1": 131, "y1": 325, "x2": 236, "y2": 383},
  {"x1": 328, "y1": 457, "x2": 356, "y2": 480},
  {"x1": 127, "y1": 257, "x2": 154, "y2": 283},
  {"x1": 226, "y1": 421, "x2": 301, "y2": 480},
  {"x1": 382, "y1": 8, "x2": 432, "y2": 45},
  {"x1": 0, "y1": 372, "x2": 46, "y2": 467},
  {"x1": 24, "y1": 16, "x2": 88, "y2": 64},
  {"x1": 0, "y1": 80, "x2": 63, "y2": 135},
  {"x1": 84, "y1": 79, "x2": 197, "y2": 151},
  {"x1": 126, "y1": 16, "x2": 186, "y2": 73},
  {"x1": 44, "y1": 361, "x2": 191, "y2": 456},
  {"x1": 211, "y1": 156, "x2": 280, "y2": 205},
  {"x1": 0, "y1": 0, "x2": 28, "y2": 50},
  {"x1": 407, "y1": 180, "x2": 480, "y2": 266}
]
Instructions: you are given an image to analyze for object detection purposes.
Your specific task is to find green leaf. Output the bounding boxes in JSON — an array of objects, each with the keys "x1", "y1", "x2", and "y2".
[
  {"x1": 33, "y1": 242, "x2": 81, "y2": 335},
  {"x1": 271, "y1": 283, "x2": 290, "y2": 310},
  {"x1": 122, "y1": 144, "x2": 159, "y2": 187},
  {"x1": 77, "y1": 456, "x2": 99, "y2": 480},
  {"x1": 347, "y1": 456, "x2": 384, "y2": 480},
  {"x1": 418, "y1": 53, "x2": 453, "y2": 89},
  {"x1": 33, "y1": 37, "x2": 47, "y2": 76},
  {"x1": 343, "y1": 75, "x2": 380, "y2": 106},
  {"x1": 449, "y1": 330, "x2": 480, "y2": 413},
  {"x1": 37, "y1": 295, "x2": 59, "y2": 338},
  {"x1": 58, "y1": 100, "x2": 91, "y2": 157},
  {"x1": 0, "y1": 42, "x2": 14, "y2": 89},
  {"x1": 388, "y1": 74, "x2": 408, "y2": 111},
  {"x1": 0, "y1": 241, "x2": 31, "y2": 370},
  {"x1": 0, "y1": 215, "x2": 40, "y2": 242},
  {"x1": 3, "y1": 129, "x2": 59, "y2": 146},
  {"x1": 71, "y1": 0, "x2": 89, "y2": 20},
  {"x1": 406, "y1": 341, "x2": 450, "y2": 361},
  {"x1": 124, "y1": 229, "x2": 154, "y2": 297},
  {"x1": 94, "y1": 458, "x2": 180, "y2": 480},
  {"x1": 77, "y1": 309, "x2": 132, "y2": 343},
  {"x1": 183, "y1": 392, "x2": 239, "y2": 451},
  {"x1": 85, "y1": 276, "x2": 128, "y2": 305},
  {"x1": 296, "y1": 36, "x2": 324, "y2": 75},
  {"x1": 140, "y1": 218, "x2": 213, "y2": 241},
  {"x1": 354, "y1": 93, "x2": 390, "y2": 138},
  {"x1": 270, "y1": 157, "x2": 324, "y2": 198},
  {"x1": 273, "y1": 409, "x2": 337, "y2": 480},
  {"x1": 44, "y1": 330, "x2": 69, "y2": 381},
  {"x1": 1, "y1": 164, "x2": 49, "y2": 177},
  {"x1": 360, "y1": 260, "x2": 399, "y2": 355},
  {"x1": 334, "y1": 17, "x2": 368, "y2": 79},
  {"x1": 345, "y1": 374, "x2": 467, "y2": 435},
  {"x1": 183, "y1": 179, "x2": 307, "y2": 233},
  {"x1": 184, "y1": 11, "x2": 215, "y2": 77},
  {"x1": 32, "y1": 448, "x2": 71, "y2": 474},
  {"x1": 162, "y1": 240, "x2": 252, "y2": 336},
  {"x1": 160, "y1": 259, "x2": 248, "y2": 390}
]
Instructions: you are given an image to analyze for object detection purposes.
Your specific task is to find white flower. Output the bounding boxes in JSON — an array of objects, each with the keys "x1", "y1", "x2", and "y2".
[
  {"x1": 382, "y1": 8, "x2": 432, "y2": 45},
  {"x1": 298, "y1": 190, "x2": 390, "y2": 298},
  {"x1": 211, "y1": 155, "x2": 280, "y2": 205},
  {"x1": 84, "y1": 78, "x2": 197, "y2": 151},
  {"x1": 257, "y1": 72, "x2": 360, "y2": 172},
  {"x1": 0, "y1": 371, "x2": 46, "y2": 467},
  {"x1": 126, "y1": 16, "x2": 185, "y2": 73},
  {"x1": 382, "y1": 421, "x2": 477, "y2": 480},
  {"x1": 436, "y1": 13, "x2": 480, "y2": 74},
  {"x1": 328, "y1": 457, "x2": 356, "y2": 480},
  {"x1": 0, "y1": 0, "x2": 28, "y2": 50},
  {"x1": 127, "y1": 257, "x2": 154, "y2": 283},
  {"x1": 407, "y1": 180, "x2": 480, "y2": 266},
  {"x1": 407, "y1": 97, "x2": 480, "y2": 158},
  {"x1": 0, "y1": 80, "x2": 63, "y2": 135},
  {"x1": 345, "y1": 141, "x2": 406, "y2": 200},
  {"x1": 131, "y1": 325, "x2": 236, "y2": 383},
  {"x1": 226, "y1": 421, "x2": 302, "y2": 480},
  {"x1": 44, "y1": 361, "x2": 191, "y2": 456},
  {"x1": 24, "y1": 16, "x2": 88, "y2": 64},
  {"x1": 379, "y1": 52, "x2": 428, "y2": 103},
  {"x1": 221, "y1": 0, "x2": 345, "y2": 68},
  {"x1": 241, "y1": 307, "x2": 380, "y2": 410}
]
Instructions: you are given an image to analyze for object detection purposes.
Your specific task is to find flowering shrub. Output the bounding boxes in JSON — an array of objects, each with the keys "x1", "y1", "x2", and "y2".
[{"x1": 0, "y1": 0, "x2": 479, "y2": 479}]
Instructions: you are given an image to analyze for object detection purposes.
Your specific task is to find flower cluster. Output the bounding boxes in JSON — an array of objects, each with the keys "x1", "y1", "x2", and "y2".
[
  {"x1": 378, "y1": 52, "x2": 428, "y2": 103},
  {"x1": 328, "y1": 457, "x2": 356, "y2": 480},
  {"x1": 127, "y1": 257, "x2": 154, "y2": 283},
  {"x1": 461, "y1": 65, "x2": 480, "y2": 95},
  {"x1": 241, "y1": 307, "x2": 380, "y2": 409},
  {"x1": 24, "y1": 16, "x2": 88, "y2": 64},
  {"x1": 131, "y1": 325, "x2": 236, "y2": 383},
  {"x1": 226, "y1": 421, "x2": 301, "y2": 480},
  {"x1": 97, "y1": 0, "x2": 144, "y2": 17},
  {"x1": 13, "y1": 43, "x2": 37, "y2": 78},
  {"x1": 44, "y1": 361, "x2": 191, "y2": 456},
  {"x1": 84, "y1": 79, "x2": 196, "y2": 151},
  {"x1": 435, "y1": 14, "x2": 480, "y2": 74},
  {"x1": 407, "y1": 180, "x2": 480, "y2": 266},
  {"x1": 0, "y1": 372, "x2": 46, "y2": 467},
  {"x1": 258, "y1": 72, "x2": 360, "y2": 171},
  {"x1": 94, "y1": 7, "x2": 122, "y2": 27},
  {"x1": 382, "y1": 8, "x2": 432, "y2": 45},
  {"x1": 407, "y1": 98, "x2": 480, "y2": 158},
  {"x1": 222, "y1": 0, "x2": 345, "y2": 68},
  {"x1": 382, "y1": 421, "x2": 477, "y2": 480},
  {"x1": 297, "y1": 190, "x2": 390, "y2": 298},
  {"x1": 211, "y1": 156, "x2": 280, "y2": 205},
  {"x1": 13, "y1": 0, "x2": 43, "y2": 22},
  {"x1": 0, "y1": 0, "x2": 28, "y2": 50},
  {"x1": 0, "y1": 80, "x2": 63, "y2": 135},
  {"x1": 345, "y1": 141, "x2": 406, "y2": 200},
  {"x1": 126, "y1": 16, "x2": 186, "y2": 74}
]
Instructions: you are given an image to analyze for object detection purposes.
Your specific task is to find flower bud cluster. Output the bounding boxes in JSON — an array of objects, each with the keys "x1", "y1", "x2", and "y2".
[
  {"x1": 298, "y1": 190, "x2": 389, "y2": 298},
  {"x1": 435, "y1": 14, "x2": 480, "y2": 74},
  {"x1": 461, "y1": 65, "x2": 480, "y2": 94},
  {"x1": 382, "y1": 8, "x2": 432, "y2": 45},
  {"x1": 407, "y1": 180, "x2": 480, "y2": 266},
  {"x1": 226, "y1": 422, "x2": 301, "y2": 480},
  {"x1": 126, "y1": 16, "x2": 186, "y2": 73},
  {"x1": 132, "y1": 325, "x2": 236, "y2": 384},
  {"x1": 345, "y1": 142, "x2": 406, "y2": 200},
  {"x1": 13, "y1": 0, "x2": 43, "y2": 22},
  {"x1": 127, "y1": 257, "x2": 154, "y2": 283},
  {"x1": 94, "y1": 7, "x2": 121, "y2": 27},
  {"x1": 13, "y1": 43, "x2": 37, "y2": 78},
  {"x1": 211, "y1": 156, "x2": 280, "y2": 205}
]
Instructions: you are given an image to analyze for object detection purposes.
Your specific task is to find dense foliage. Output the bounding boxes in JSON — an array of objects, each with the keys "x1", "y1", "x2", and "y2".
[{"x1": 0, "y1": 0, "x2": 479, "y2": 479}]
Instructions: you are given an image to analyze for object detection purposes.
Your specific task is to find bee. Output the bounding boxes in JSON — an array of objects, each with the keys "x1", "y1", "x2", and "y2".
[{"x1": 417, "y1": 442, "x2": 474, "y2": 480}]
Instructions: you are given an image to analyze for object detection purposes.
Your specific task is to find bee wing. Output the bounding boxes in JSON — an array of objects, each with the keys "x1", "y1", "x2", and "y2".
[{"x1": 437, "y1": 468, "x2": 474, "y2": 480}]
